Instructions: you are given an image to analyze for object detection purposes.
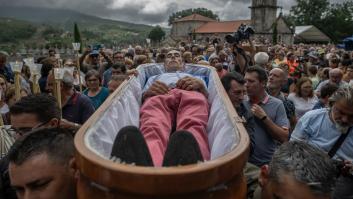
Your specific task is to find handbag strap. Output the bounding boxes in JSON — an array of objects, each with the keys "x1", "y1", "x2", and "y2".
[{"x1": 328, "y1": 127, "x2": 352, "y2": 158}]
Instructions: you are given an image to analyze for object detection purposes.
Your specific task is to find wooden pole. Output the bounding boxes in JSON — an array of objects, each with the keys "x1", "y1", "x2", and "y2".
[
  {"x1": 32, "y1": 75, "x2": 40, "y2": 94},
  {"x1": 56, "y1": 79, "x2": 62, "y2": 118},
  {"x1": 14, "y1": 72, "x2": 21, "y2": 101},
  {"x1": 0, "y1": 113, "x2": 4, "y2": 126},
  {"x1": 76, "y1": 52, "x2": 83, "y2": 92},
  {"x1": 52, "y1": 70, "x2": 58, "y2": 101}
]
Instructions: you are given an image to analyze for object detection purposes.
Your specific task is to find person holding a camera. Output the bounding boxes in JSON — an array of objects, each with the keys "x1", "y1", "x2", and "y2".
[
  {"x1": 80, "y1": 44, "x2": 113, "y2": 74},
  {"x1": 225, "y1": 24, "x2": 256, "y2": 76}
]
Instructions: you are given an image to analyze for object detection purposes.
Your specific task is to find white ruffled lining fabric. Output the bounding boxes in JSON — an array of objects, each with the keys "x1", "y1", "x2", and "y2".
[{"x1": 85, "y1": 64, "x2": 239, "y2": 161}]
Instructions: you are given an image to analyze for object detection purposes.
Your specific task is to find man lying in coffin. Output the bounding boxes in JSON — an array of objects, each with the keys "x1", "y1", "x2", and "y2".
[{"x1": 111, "y1": 50, "x2": 210, "y2": 167}]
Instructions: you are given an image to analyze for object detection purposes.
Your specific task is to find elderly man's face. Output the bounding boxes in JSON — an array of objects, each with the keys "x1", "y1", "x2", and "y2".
[
  {"x1": 135, "y1": 47, "x2": 143, "y2": 55},
  {"x1": 228, "y1": 80, "x2": 246, "y2": 108},
  {"x1": 331, "y1": 99, "x2": 353, "y2": 132},
  {"x1": 9, "y1": 153, "x2": 76, "y2": 199},
  {"x1": 165, "y1": 50, "x2": 183, "y2": 72},
  {"x1": 267, "y1": 69, "x2": 285, "y2": 90},
  {"x1": 329, "y1": 70, "x2": 343, "y2": 84}
]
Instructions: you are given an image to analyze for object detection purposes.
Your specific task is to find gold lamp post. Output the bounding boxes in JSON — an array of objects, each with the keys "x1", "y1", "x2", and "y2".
[
  {"x1": 72, "y1": 43, "x2": 82, "y2": 92},
  {"x1": 10, "y1": 61, "x2": 23, "y2": 101},
  {"x1": 32, "y1": 64, "x2": 42, "y2": 94},
  {"x1": 53, "y1": 68, "x2": 65, "y2": 118},
  {"x1": 24, "y1": 58, "x2": 42, "y2": 94}
]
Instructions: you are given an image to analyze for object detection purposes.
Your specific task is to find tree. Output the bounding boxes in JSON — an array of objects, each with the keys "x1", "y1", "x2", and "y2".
[
  {"x1": 148, "y1": 26, "x2": 165, "y2": 44},
  {"x1": 289, "y1": 0, "x2": 353, "y2": 42},
  {"x1": 168, "y1": 8, "x2": 219, "y2": 26},
  {"x1": 272, "y1": 23, "x2": 278, "y2": 44},
  {"x1": 289, "y1": 0, "x2": 330, "y2": 26},
  {"x1": 74, "y1": 23, "x2": 83, "y2": 53},
  {"x1": 323, "y1": 2, "x2": 353, "y2": 42}
]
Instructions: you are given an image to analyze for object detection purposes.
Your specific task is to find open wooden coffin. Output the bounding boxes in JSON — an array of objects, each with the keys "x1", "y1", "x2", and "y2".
[{"x1": 74, "y1": 64, "x2": 250, "y2": 199}]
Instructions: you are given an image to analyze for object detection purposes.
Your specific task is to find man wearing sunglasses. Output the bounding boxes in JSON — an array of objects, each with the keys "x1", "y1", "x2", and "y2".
[{"x1": 0, "y1": 94, "x2": 61, "y2": 199}]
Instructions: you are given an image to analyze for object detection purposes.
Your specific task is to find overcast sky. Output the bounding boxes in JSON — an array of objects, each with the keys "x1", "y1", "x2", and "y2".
[{"x1": 0, "y1": 0, "x2": 347, "y2": 26}]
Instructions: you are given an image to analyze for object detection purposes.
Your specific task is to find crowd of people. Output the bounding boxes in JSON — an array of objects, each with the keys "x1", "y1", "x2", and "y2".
[{"x1": 0, "y1": 39, "x2": 352, "y2": 199}]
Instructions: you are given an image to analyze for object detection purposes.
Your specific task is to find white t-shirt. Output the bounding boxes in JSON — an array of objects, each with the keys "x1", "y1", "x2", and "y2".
[
  {"x1": 288, "y1": 93, "x2": 318, "y2": 119},
  {"x1": 0, "y1": 104, "x2": 9, "y2": 114}
]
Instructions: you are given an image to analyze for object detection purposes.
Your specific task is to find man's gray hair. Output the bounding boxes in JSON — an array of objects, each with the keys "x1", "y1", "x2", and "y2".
[
  {"x1": 329, "y1": 85, "x2": 353, "y2": 107},
  {"x1": 62, "y1": 70, "x2": 74, "y2": 89},
  {"x1": 110, "y1": 75, "x2": 128, "y2": 82},
  {"x1": 269, "y1": 141, "x2": 337, "y2": 196},
  {"x1": 254, "y1": 52, "x2": 269, "y2": 65}
]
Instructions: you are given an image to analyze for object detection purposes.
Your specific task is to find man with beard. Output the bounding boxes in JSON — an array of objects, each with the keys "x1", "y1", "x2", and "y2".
[{"x1": 291, "y1": 86, "x2": 353, "y2": 199}]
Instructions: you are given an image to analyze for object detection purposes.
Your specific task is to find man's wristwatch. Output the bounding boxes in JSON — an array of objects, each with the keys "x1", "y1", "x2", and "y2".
[{"x1": 73, "y1": 123, "x2": 80, "y2": 129}]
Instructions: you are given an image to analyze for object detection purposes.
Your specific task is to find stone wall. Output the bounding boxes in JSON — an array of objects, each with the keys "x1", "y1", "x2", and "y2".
[
  {"x1": 251, "y1": 0, "x2": 278, "y2": 33},
  {"x1": 171, "y1": 21, "x2": 208, "y2": 39}
]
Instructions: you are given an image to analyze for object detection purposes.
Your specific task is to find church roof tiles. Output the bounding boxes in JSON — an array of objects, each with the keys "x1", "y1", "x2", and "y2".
[
  {"x1": 195, "y1": 20, "x2": 252, "y2": 33},
  {"x1": 174, "y1": 14, "x2": 216, "y2": 23}
]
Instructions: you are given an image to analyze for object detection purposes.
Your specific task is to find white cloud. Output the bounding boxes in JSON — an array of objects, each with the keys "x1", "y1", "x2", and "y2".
[
  {"x1": 1, "y1": 0, "x2": 348, "y2": 25},
  {"x1": 139, "y1": 0, "x2": 169, "y2": 15},
  {"x1": 109, "y1": 0, "x2": 134, "y2": 9}
]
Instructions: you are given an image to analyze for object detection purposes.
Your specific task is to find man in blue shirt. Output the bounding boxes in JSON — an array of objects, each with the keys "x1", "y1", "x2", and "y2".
[{"x1": 291, "y1": 86, "x2": 353, "y2": 199}]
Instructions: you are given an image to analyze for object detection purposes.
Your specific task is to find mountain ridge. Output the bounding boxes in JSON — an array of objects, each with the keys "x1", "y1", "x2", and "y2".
[
  {"x1": 0, "y1": 6, "x2": 151, "y2": 30},
  {"x1": 0, "y1": 6, "x2": 154, "y2": 51}
]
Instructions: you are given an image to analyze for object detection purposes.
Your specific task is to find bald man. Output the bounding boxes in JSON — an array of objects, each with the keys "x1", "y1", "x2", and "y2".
[
  {"x1": 267, "y1": 68, "x2": 297, "y2": 131},
  {"x1": 315, "y1": 68, "x2": 348, "y2": 96}
]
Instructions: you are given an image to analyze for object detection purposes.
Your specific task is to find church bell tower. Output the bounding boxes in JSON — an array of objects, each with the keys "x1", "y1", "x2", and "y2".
[{"x1": 250, "y1": 0, "x2": 279, "y2": 34}]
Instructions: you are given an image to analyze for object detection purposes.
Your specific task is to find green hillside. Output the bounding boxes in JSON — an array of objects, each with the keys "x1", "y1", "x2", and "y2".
[
  {"x1": 0, "y1": 6, "x2": 154, "y2": 52},
  {"x1": 0, "y1": 18, "x2": 37, "y2": 43}
]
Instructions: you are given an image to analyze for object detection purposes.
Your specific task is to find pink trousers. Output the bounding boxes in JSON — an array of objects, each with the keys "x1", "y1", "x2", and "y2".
[{"x1": 140, "y1": 89, "x2": 210, "y2": 167}]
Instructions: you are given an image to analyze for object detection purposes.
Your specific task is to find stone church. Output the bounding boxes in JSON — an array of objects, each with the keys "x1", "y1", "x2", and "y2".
[{"x1": 170, "y1": 0, "x2": 294, "y2": 45}]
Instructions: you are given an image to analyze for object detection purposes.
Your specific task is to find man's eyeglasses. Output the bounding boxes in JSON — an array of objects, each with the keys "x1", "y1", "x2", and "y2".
[
  {"x1": 87, "y1": 78, "x2": 99, "y2": 82},
  {"x1": 9, "y1": 121, "x2": 50, "y2": 136}
]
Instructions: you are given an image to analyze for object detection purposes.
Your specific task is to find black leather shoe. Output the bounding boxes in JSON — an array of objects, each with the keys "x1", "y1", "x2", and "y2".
[
  {"x1": 162, "y1": 130, "x2": 203, "y2": 167},
  {"x1": 110, "y1": 126, "x2": 153, "y2": 166}
]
